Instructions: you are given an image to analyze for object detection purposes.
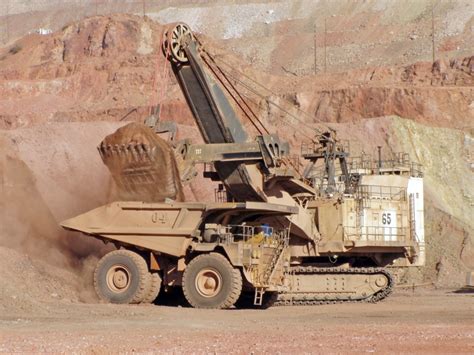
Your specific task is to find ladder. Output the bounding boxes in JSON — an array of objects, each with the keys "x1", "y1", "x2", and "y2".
[{"x1": 254, "y1": 235, "x2": 288, "y2": 306}]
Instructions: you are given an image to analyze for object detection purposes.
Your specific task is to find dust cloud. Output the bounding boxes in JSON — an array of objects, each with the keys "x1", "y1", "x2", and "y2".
[
  {"x1": 0, "y1": 145, "x2": 104, "y2": 301},
  {"x1": 0, "y1": 125, "x2": 119, "y2": 308},
  {"x1": 0, "y1": 121, "x2": 187, "y2": 310}
]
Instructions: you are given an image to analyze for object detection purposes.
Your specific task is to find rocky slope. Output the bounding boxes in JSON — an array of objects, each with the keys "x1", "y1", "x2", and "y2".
[
  {"x1": 0, "y1": 14, "x2": 472, "y2": 131},
  {"x1": 2, "y1": 1, "x2": 473, "y2": 74}
]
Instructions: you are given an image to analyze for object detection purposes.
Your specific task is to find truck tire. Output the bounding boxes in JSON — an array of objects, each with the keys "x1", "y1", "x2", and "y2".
[
  {"x1": 94, "y1": 250, "x2": 150, "y2": 304},
  {"x1": 142, "y1": 272, "x2": 162, "y2": 304},
  {"x1": 182, "y1": 253, "x2": 242, "y2": 309}
]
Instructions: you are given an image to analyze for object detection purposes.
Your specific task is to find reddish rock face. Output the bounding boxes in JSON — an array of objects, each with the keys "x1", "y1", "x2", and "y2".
[{"x1": 0, "y1": 14, "x2": 472, "y2": 132}]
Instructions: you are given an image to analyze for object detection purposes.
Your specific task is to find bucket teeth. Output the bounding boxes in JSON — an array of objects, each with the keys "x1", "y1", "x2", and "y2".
[{"x1": 98, "y1": 123, "x2": 184, "y2": 202}]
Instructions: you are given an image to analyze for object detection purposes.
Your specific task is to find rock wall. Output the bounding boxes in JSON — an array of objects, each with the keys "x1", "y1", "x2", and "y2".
[{"x1": 1, "y1": 1, "x2": 473, "y2": 74}]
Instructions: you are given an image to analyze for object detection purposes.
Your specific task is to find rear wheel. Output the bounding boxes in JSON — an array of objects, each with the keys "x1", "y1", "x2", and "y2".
[
  {"x1": 142, "y1": 272, "x2": 162, "y2": 304},
  {"x1": 94, "y1": 250, "x2": 150, "y2": 304},
  {"x1": 182, "y1": 253, "x2": 242, "y2": 309}
]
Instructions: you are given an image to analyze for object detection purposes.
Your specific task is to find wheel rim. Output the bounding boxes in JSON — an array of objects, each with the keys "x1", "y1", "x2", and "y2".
[
  {"x1": 106, "y1": 264, "x2": 132, "y2": 293},
  {"x1": 195, "y1": 268, "x2": 222, "y2": 298}
]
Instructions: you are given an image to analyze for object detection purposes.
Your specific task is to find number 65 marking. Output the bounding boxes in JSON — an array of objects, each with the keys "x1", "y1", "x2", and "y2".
[{"x1": 382, "y1": 213, "x2": 392, "y2": 225}]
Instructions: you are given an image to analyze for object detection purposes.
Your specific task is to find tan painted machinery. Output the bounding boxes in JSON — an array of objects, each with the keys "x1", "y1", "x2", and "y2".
[{"x1": 61, "y1": 24, "x2": 425, "y2": 308}]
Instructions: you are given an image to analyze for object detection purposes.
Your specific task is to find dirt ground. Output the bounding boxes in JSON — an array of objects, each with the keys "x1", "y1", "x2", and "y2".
[{"x1": 1, "y1": 289, "x2": 473, "y2": 353}]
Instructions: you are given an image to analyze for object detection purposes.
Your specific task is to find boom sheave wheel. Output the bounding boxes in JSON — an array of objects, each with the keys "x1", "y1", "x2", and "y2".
[{"x1": 164, "y1": 23, "x2": 194, "y2": 63}]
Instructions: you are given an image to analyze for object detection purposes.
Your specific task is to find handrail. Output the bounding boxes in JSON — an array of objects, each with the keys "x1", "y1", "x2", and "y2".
[
  {"x1": 356, "y1": 185, "x2": 407, "y2": 201},
  {"x1": 344, "y1": 226, "x2": 407, "y2": 242}
]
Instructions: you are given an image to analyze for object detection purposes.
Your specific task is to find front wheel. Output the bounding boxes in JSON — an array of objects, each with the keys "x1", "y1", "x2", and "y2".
[
  {"x1": 182, "y1": 253, "x2": 242, "y2": 309},
  {"x1": 94, "y1": 250, "x2": 150, "y2": 304}
]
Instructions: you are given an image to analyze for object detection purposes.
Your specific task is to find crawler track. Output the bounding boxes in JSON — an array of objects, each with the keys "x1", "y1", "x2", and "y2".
[{"x1": 274, "y1": 267, "x2": 394, "y2": 306}]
